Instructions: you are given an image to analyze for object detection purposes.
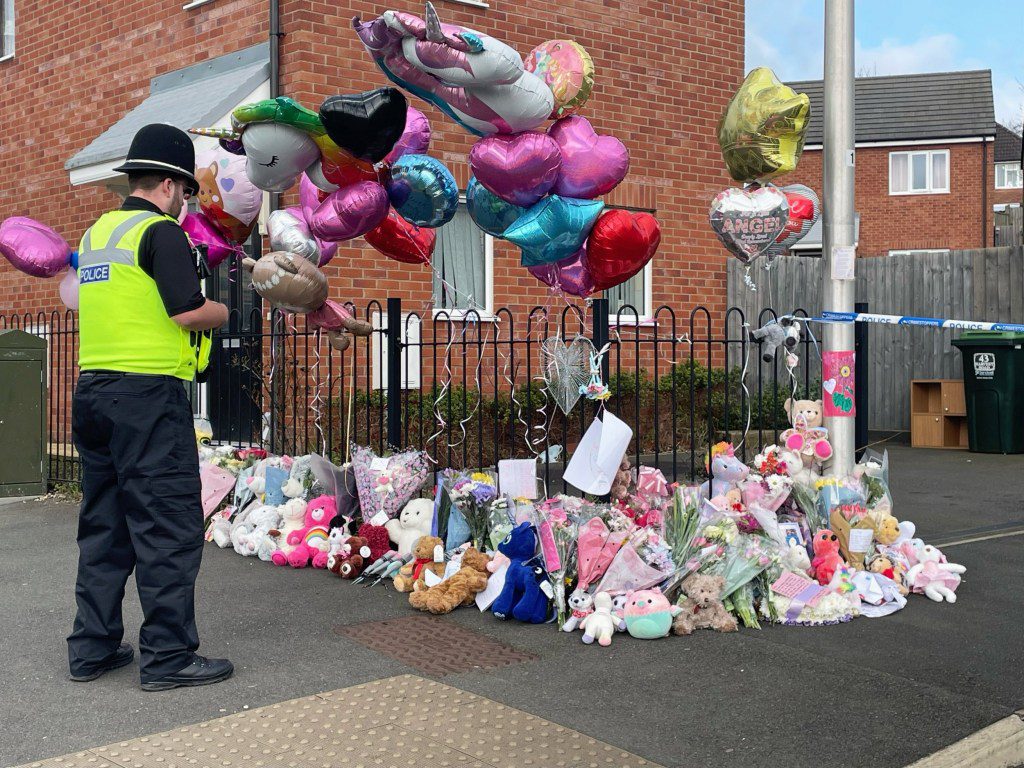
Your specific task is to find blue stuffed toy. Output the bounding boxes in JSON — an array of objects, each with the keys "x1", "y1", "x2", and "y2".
[{"x1": 491, "y1": 522, "x2": 551, "y2": 624}]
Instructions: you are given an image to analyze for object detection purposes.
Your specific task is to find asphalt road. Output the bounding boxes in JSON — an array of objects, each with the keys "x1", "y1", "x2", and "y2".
[{"x1": 1, "y1": 445, "x2": 1022, "y2": 768}]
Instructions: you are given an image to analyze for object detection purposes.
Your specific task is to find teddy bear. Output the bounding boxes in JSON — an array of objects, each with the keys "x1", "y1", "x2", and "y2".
[
  {"x1": 623, "y1": 587, "x2": 682, "y2": 640},
  {"x1": 231, "y1": 504, "x2": 282, "y2": 559},
  {"x1": 392, "y1": 535, "x2": 446, "y2": 592},
  {"x1": 269, "y1": 497, "x2": 307, "y2": 559},
  {"x1": 610, "y1": 457, "x2": 631, "y2": 502},
  {"x1": 874, "y1": 514, "x2": 901, "y2": 546},
  {"x1": 328, "y1": 535, "x2": 373, "y2": 578},
  {"x1": 672, "y1": 573, "x2": 738, "y2": 635},
  {"x1": 811, "y1": 529, "x2": 846, "y2": 586},
  {"x1": 560, "y1": 589, "x2": 595, "y2": 632},
  {"x1": 271, "y1": 495, "x2": 335, "y2": 568},
  {"x1": 781, "y1": 542, "x2": 812, "y2": 575},
  {"x1": 781, "y1": 398, "x2": 832, "y2": 484},
  {"x1": 906, "y1": 544, "x2": 966, "y2": 603},
  {"x1": 868, "y1": 554, "x2": 909, "y2": 596},
  {"x1": 385, "y1": 498, "x2": 434, "y2": 557},
  {"x1": 409, "y1": 547, "x2": 492, "y2": 614},
  {"x1": 491, "y1": 522, "x2": 550, "y2": 624},
  {"x1": 750, "y1": 316, "x2": 801, "y2": 363},
  {"x1": 580, "y1": 592, "x2": 619, "y2": 647},
  {"x1": 325, "y1": 526, "x2": 351, "y2": 567}
]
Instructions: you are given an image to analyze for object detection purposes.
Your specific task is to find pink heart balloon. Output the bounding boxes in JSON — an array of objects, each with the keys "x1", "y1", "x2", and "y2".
[
  {"x1": 310, "y1": 181, "x2": 390, "y2": 242},
  {"x1": 548, "y1": 116, "x2": 630, "y2": 199},
  {"x1": 385, "y1": 107, "x2": 431, "y2": 164},
  {"x1": 181, "y1": 211, "x2": 238, "y2": 268},
  {"x1": 0, "y1": 217, "x2": 71, "y2": 278},
  {"x1": 469, "y1": 131, "x2": 562, "y2": 207}
]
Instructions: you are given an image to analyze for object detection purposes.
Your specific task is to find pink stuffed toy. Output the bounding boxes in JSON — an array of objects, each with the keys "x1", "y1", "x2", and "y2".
[
  {"x1": 811, "y1": 529, "x2": 845, "y2": 586},
  {"x1": 271, "y1": 495, "x2": 335, "y2": 568},
  {"x1": 905, "y1": 543, "x2": 965, "y2": 603}
]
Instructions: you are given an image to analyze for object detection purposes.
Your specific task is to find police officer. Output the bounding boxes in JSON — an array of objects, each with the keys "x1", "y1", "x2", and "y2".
[{"x1": 68, "y1": 124, "x2": 234, "y2": 691}]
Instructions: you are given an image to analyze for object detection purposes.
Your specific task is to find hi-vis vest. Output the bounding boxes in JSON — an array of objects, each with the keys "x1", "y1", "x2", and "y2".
[{"x1": 77, "y1": 210, "x2": 211, "y2": 380}]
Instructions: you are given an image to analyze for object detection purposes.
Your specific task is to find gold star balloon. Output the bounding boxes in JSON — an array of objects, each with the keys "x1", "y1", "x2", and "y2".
[{"x1": 717, "y1": 67, "x2": 811, "y2": 182}]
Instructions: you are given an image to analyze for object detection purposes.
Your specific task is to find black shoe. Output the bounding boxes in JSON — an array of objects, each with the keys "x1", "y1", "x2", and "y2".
[
  {"x1": 69, "y1": 642, "x2": 135, "y2": 682},
  {"x1": 141, "y1": 655, "x2": 234, "y2": 692}
]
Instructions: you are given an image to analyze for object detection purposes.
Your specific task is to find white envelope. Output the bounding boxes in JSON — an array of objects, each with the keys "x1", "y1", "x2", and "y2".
[
  {"x1": 563, "y1": 411, "x2": 633, "y2": 496},
  {"x1": 475, "y1": 562, "x2": 509, "y2": 611}
]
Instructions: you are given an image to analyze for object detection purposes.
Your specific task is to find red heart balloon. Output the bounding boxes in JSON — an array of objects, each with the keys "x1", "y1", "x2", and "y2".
[
  {"x1": 583, "y1": 210, "x2": 661, "y2": 291},
  {"x1": 365, "y1": 208, "x2": 435, "y2": 265}
]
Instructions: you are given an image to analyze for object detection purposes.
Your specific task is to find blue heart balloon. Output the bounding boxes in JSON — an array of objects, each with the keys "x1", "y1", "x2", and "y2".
[
  {"x1": 387, "y1": 154, "x2": 459, "y2": 228},
  {"x1": 466, "y1": 177, "x2": 525, "y2": 238},
  {"x1": 505, "y1": 195, "x2": 605, "y2": 266}
]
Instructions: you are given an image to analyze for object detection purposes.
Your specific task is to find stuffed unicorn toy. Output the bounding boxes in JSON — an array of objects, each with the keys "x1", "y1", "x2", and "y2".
[{"x1": 700, "y1": 442, "x2": 749, "y2": 499}]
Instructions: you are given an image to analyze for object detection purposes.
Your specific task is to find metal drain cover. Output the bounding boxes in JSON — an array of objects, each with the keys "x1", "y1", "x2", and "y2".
[{"x1": 335, "y1": 615, "x2": 538, "y2": 676}]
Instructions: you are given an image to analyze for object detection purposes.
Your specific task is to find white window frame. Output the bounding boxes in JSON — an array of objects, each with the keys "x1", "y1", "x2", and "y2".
[
  {"x1": 431, "y1": 196, "x2": 495, "y2": 322},
  {"x1": 607, "y1": 261, "x2": 654, "y2": 325},
  {"x1": 889, "y1": 149, "x2": 950, "y2": 195},
  {"x1": 887, "y1": 249, "x2": 950, "y2": 257},
  {"x1": 995, "y1": 162, "x2": 1023, "y2": 189},
  {"x1": 0, "y1": 0, "x2": 14, "y2": 62},
  {"x1": 371, "y1": 312, "x2": 422, "y2": 390}
]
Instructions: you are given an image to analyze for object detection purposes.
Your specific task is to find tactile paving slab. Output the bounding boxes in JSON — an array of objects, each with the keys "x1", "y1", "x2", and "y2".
[
  {"x1": 334, "y1": 615, "x2": 538, "y2": 677},
  {"x1": 15, "y1": 675, "x2": 659, "y2": 768}
]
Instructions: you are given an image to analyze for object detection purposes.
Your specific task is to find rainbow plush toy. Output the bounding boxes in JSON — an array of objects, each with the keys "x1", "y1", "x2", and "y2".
[{"x1": 272, "y1": 495, "x2": 335, "y2": 568}]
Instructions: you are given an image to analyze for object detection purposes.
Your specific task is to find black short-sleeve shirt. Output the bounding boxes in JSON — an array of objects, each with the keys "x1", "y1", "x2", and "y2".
[{"x1": 120, "y1": 197, "x2": 205, "y2": 317}]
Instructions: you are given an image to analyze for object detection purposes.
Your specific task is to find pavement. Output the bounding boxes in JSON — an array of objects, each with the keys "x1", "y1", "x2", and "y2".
[{"x1": 2, "y1": 445, "x2": 1023, "y2": 768}]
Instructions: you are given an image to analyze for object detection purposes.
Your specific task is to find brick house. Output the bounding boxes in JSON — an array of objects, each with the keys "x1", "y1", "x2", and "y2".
[
  {"x1": 0, "y1": 0, "x2": 744, "y2": 448},
  {"x1": 0, "y1": 0, "x2": 743, "y2": 323},
  {"x1": 783, "y1": 70, "x2": 1003, "y2": 257}
]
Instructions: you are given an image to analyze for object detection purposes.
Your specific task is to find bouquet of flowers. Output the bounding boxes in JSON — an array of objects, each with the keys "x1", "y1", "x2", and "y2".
[
  {"x1": 719, "y1": 534, "x2": 780, "y2": 628},
  {"x1": 351, "y1": 444, "x2": 430, "y2": 521},
  {"x1": 533, "y1": 500, "x2": 579, "y2": 629},
  {"x1": 443, "y1": 470, "x2": 499, "y2": 550}
]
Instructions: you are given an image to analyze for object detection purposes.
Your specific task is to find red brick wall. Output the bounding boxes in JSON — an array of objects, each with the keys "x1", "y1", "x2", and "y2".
[
  {"x1": 786, "y1": 141, "x2": 993, "y2": 256},
  {"x1": 0, "y1": 0, "x2": 268, "y2": 314},
  {"x1": 1, "y1": 0, "x2": 743, "y2": 322}
]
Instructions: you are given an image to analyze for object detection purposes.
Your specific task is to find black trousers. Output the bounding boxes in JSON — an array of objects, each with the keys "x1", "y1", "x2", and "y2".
[{"x1": 68, "y1": 373, "x2": 204, "y2": 682}]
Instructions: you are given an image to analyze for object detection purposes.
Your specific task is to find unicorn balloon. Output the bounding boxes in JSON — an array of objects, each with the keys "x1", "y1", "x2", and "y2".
[{"x1": 352, "y1": 2, "x2": 555, "y2": 135}]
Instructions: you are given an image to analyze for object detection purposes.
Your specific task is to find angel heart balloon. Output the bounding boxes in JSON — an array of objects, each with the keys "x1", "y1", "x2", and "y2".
[
  {"x1": 708, "y1": 185, "x2": 789, "y2": 265},
  {"x1": 764, "y1": 183, "x2": 820, "y2": 265}
]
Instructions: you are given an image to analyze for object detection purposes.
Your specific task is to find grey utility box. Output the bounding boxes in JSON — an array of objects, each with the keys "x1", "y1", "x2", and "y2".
[{"x1": 0, "y1": 330, "x2": 47, "y2": 497}]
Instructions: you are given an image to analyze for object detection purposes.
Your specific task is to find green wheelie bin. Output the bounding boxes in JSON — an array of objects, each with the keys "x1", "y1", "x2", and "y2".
[{"x1": 951, "y1": 331, "x2": 1024, "y2": 454}]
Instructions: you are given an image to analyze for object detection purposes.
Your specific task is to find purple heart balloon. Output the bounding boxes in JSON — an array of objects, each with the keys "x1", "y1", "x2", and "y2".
[
  {"x1": 527, "y1": 247, "x2": 595, "y2": 297},
  {"x1": 548, "y1": 116, "x2": 630, "y2": 199},
  {"x1": 385, "y1": 107, "x2": 431, "y2": 164},
  {"x1": 310, "y1": 181, "x2": 390, "y2": 242},
  {"x1": 469, "y1": 131, "x2": 562, "y2": 207},
  {"x1": 0, "y1": 217, "x2": 71, "y2": 278}
]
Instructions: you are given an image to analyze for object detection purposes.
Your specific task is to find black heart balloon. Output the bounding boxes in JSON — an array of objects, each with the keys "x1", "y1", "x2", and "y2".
[{"x1": 319, "y1": 88, "x2": 409, "y2": 164}]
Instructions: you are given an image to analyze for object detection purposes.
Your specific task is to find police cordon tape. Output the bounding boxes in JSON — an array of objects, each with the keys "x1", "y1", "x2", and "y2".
[{"x1": 814, "y1": 311, "x2": 1024, "y2": 334}]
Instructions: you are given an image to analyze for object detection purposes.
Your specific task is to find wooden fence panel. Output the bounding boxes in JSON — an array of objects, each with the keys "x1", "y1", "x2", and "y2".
[{"x1": 728, "y1": 246, "x2": 1024, "y2": 431}]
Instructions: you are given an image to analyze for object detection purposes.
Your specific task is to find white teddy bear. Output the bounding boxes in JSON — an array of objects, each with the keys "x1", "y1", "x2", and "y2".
[
  {"x1": 232, "y1": 505, "x2": 283, "y2": 560},
  {"x1": 273, "y1": 497, "x2": 308, "y2": 558},
  {"x1": 385, "y1": 498, "x2": 434, "y2": 556}
]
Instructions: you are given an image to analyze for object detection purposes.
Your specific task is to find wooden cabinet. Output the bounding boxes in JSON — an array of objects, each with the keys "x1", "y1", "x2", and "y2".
[{"x1": 911, "y1": 380, "x2": 967, "y2": 449}]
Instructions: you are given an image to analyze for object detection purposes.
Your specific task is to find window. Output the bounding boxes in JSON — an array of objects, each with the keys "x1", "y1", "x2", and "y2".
[
  {"x1": 606, "y1": 261, "x2": 653, "y2": 322},
  {"x1": 889, "y1": 150, "x2": 949, "y2": 195},
  {"x1": 996, "y1": 162, "x2": 1023, "y2": 189},
  {"x1": 1, "y1": 0, "x2": 14, "y2": 60},
  {"x1": 432, "y1": 201, "x2": 493, "y2": 317}
]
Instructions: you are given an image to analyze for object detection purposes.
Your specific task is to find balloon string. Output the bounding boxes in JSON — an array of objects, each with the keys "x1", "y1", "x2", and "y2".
[
  {"x1": 311, "y1": 329, "x2": 327, "y2": 456},
  {"x1": 736, "y1": 321, "x2": 753, "y2": 451}
]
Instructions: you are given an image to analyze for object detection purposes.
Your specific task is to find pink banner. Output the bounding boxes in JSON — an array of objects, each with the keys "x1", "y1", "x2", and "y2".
[{"x1": 822, "y1": 350, "x2": 855, "y2": 418}]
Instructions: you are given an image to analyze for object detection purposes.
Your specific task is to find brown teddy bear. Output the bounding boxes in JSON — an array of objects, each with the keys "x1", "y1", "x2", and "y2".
[
  {"x1": 409, "y1": 547, "x2": 492, "y2": 614},
  {"x1": 328, "y1": 535, "x2": 369, "y2": 579},
  {"x1": 392, "y1": 535, "x2": 446, "y2": 593},
  {"x1": 672, "y1": 573, "x2": 738, "y2": 635}
]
